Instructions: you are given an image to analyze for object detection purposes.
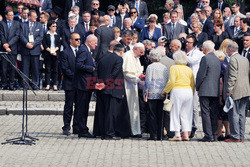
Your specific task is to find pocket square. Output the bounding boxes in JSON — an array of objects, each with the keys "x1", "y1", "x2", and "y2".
[{"x1": 36, "y1": 29, "x2": 40, "y2": 31}]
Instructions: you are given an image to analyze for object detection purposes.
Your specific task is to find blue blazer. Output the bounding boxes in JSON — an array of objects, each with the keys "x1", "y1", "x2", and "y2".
[
  {"x1": 20, "y1": 21, "x2": 44, "y2": 56},
  {"x1": 140, "y1": 26, "x2": 162, "y2": 46},
  {"x1": 60, "y1": 46, "x2": 76, "y2": 91},
  {"x1": 73, "y1": 44, "x2": 95, "y2": 91},
  {"x1": 131, "y1": 17, "x2": 145, "y2": 33}
]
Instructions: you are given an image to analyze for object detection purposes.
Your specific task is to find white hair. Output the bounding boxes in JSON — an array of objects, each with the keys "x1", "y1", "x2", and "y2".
[
  {"x1": 246, "y1": 12, "x2": 250, "y2": 18},
  {"x1": 203, "y1": 40, "x2": 215, "y2": 51},
  {"x1": 156, "y1": 46, "x2": 166, "y2": 56},
  {"x1": 149, "y1": 49, "x2": 162, "y2": 62},
  {"x1": 134, "y1": 42, "x2": 145, "y2": 49},
  {"x1": 86, "y1": 34, "x2": 97, "y2": 43},
  {"x1": 149, "y1": 14, "x2": 158, "y2": 21},
  {"x1": 124, "y1": 18, "x2": 132, "y2": 23},
  {"x1": 71, "y1": 5, "x2": 80, "y2": 11},
  {"x1": 173, "y1": 50, "x2": 188, "y2": 65},
  {"x1": 191, "y1": 13, "x2": 198, "y2": 19},
  {"x1": 227, "y1": 41, "x2": 238, "y2": 52},
  {"x1": 68, "y1": 14, "x2": 76, "y2": 21}
]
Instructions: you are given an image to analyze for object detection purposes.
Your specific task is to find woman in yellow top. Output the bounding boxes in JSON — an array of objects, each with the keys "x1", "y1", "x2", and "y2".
[{"x1": 162, "y1": 50, "x2": 195, "y2": 141}]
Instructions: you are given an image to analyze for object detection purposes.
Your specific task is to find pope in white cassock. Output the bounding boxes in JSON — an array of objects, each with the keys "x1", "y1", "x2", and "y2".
[{"x1": 122, "y1": 43, "x2": 145, "y2": 136}]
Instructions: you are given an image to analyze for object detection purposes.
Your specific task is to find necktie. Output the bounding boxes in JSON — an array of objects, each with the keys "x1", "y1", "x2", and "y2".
[
  {"x1": 234, "y1": 27, "x2": 239, "y2": 35},
  {"x1": 43, "y1": 24, "x2": 46, "y2": 32},
  {"x1": 136, "y1": 2, "x2": 139, "y2": 12},
  {"x1": 86, "y1": 23, "x2": 89, "y2": 32},
  {"x1": 30, "y1": 22, "x2": 34, "y2": 33},
  {"x1": 172, "y1": 23, "x2": 175, "y2": 32},
  {"x1": 218, "y1": 3, "x2": 221, "y2": 10},
  {"x1": 242, "y1": 49, "x2": 247, "y2": 57},
  {"x1": 121, "y1": 15, "x2": 124, "y2": 29},
  {"x1": 75, "y1": 49, "x2": 78, "y2": 56},
  {"x1": 7, "y1": 21, "x2": 11, "y2": 31}
]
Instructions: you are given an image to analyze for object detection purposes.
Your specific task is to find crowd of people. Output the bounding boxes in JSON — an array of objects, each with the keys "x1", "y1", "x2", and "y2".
[{"x1": 0, "y1": 0, "x2": 249, "y2": 142}]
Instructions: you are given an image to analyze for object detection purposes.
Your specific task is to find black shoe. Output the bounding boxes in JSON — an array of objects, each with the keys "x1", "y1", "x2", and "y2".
[
  {"x1": 199, "y1": 136, "x2": 214, "y2": 142},
  {"x1": 225, "y1": 135, "x2": 231, "y2": 139},
  {"x1": 9, "y1": 86, "x2": 15, "y2": 91},
  {"x1": 217, "y1": 135, "x2": 225, "y2": 141},
  {"x1": 189, "y1": 127, "x2": 197, "y2": 138},
  {"x1": 105, "y1": 136, "x2": 121, "y2": 140},
  {"x1": 131, "y1": 134, "x2": 142, "y2": 138},
  {"x1": 2, "y1": 86, "x2": 8, "y2": 90},
  {"x1": 63, "y1": 130, "x2": 71, "y2": 136},
  {"x1": 78, "y1": 132, "x2": 95, "y2": 138}
]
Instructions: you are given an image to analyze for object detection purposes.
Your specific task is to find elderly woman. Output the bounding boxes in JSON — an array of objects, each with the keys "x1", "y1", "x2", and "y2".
[
  {"x1": 210, "y1": 19, "x2": 229, "y2": 50},
  {"x1": 162, "y1": 51, "x2": 195, "y2": 141},
  {"x1": 188, "y1": 13, "x2": 199, "y2": 34},
  {"x1": 144, "y1": 48, "x2": 169, "y2": 140},
  {"x1": 140, "y1": 17, "x2": 162, "y2": 46},
  {"x1": 191, "y1": 22, "x2": 208, "y2": 50}
]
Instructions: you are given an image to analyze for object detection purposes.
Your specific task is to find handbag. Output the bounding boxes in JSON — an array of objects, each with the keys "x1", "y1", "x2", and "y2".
[{"x1": 163, "y1": 98, "x2": 173, "y2": 112}]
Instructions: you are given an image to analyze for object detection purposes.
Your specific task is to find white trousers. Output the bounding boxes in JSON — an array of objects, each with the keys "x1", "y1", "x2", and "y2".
[{"x1": 170, "y1": 89, "x2": 193, "y2": 131}]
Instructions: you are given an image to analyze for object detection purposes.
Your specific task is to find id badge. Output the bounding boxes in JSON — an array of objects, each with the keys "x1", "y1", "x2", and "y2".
[
  {"x1": 50, "y1": 47, "x2": 56, "y2": 54},
  {"x1": 29, "y1": 34, "x2": 34, "y2": 43}
]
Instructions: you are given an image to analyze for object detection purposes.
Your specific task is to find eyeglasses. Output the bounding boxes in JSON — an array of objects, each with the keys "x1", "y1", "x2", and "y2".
[
  {"x1": 92, "y1": 3, "x2": 99, "y2": 5},
  {"x1": 52, "y1": 26, "x2": 57, "y2": 27},
  {"x1": 130, "y1": 12, "x2": 137, "y2": 14},
  {"x1": 202, "y1": 1, "x2": 208, "y2": 3},
  {"x1": 74, "y1": 38, "x2": 81, "y2": 41},
  {"x1": 186, "y1": 41, "x2": 194, "y2": 43}
]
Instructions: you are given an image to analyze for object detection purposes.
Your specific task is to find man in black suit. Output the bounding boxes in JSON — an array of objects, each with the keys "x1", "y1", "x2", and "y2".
[
  {"x1": 93, "y1": 16, "x2": 115, "y2": 62},
  {"x1": 0, "y1": 9, "x2": 20, "y2": 90},
  {"x1": 198, "y1": 9, "x2": 214, "y2": 36},
  {"x1": 196, "y1": 41, "x2": 221, "y2": 142},
  {"x1": 90, "y1": 0, "x2": 105, "y2": 16},
  {"x1": 163, "y1": 11, "x2": 185, "y2": 42},
  {"x1": 81, "y1": 11, "x2": 91, "y2": 34},
  {"x1": 119, "y1": 30, "x2": 133, "y2": 52},
  {"x1": 128, "y1": 0, "x2": 148, "y2": 20},
  {"x1": 60, "y1": 32, "x2": 80, "y2": 136},
  {"x1": 74, "y1": 34, "x2": 98, "y2": 138},
  {"x1": 71, "y1": 5, "x2": 84, "y2": 25},
  {"x1": 115, "y1": 4, "x2": 129, "y2": 30},
  {"x1": 242, "y1": 33, "x2": 250, "y2": 62},
  {"x1": 226, "y1": 16, "x2": 241, "y2": 39},
  {"x1": 212, "y1": 0, "x2": 230, "y2": 11},
  {"x1": 20, "y1": 7, "x2": 29, "y2": 23},
  {"x1": 64, "y1": 0, "x2": 83, "y2": 19},
  {"x1": 62, "y1": 15, "x2": 85, "y2": 49},
  {"x1": 20, "y1": 10, "x2": 44, "y2": 89},
  {"x1": 93, "y1": 43, "x2": 125, "y2": 140}
]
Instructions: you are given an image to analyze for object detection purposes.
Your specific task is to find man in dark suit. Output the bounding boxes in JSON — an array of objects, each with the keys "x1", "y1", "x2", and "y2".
[
  {"x1": 120, "y1": 30, "x2": 133, "y2": 52},
  {"x1": 71, "y1": 5, "x2": 84, "y2": 25},
  {"x1": 62, "y1": 15, "x2": 85, "y2": 49},
  {"x1": 198, "y1": 9, "x2": 214, "y2": 36},
  {"x1": 39, "y1": 0, "x2": 52, "y2": 13},
  {"x1": 242, "y1": 33, "x2": 250, "y2": 62},
  {"x1": 81, "y1": 11, "x2": 91, "y2": 34},
  {"x1": 128, "y1": 0, "x2": 148, "y2": 20},
  {"x1": 107, "y1": 5, "x2": 117, "y2": 28},
  {"x1": 74, "y1": 34, "x2": 97, "y2": 138},
  {"x1": 64, "y1": 0, "x2": 83, "y2": 19},
  {"x1": 226, "y1": 16, "x2": 241, "y2": 39},
  {"x1": 60, "y1": 32, "x2": 80, "y2": 136},
  {"x1": 115, "y1": 5, "x2": 129, "y2": 30},
  {"x1": 0, "y1": 9, "x2": 20, "y2": 90},
  {"x1": 20, "y1": 10, "x2": 44, "y2": 89},
  {"x1": 196, "y1": 40, "x2": 221, "y2": 142},
  {"x1": 129, "y1": 8, "x2": 145, "y2": 35},
  {"x1": 90, "y1": 0, "x2": 105, "y2": 16},
  {"x1": 163, "y1": 11, "x2": 185, "y2": 42},
  {"x1": 93, "y1": 43, "x2": 125, "y2": 140},
  {"x1": 20, "y1": 7, "x2": 29, "y2": 23},
  {"x1": 93, "y1": 16, "x2": 115, "y2": 62},
  {"x1": 212, "y1": 0, "x2": 230, "y2": 11}
]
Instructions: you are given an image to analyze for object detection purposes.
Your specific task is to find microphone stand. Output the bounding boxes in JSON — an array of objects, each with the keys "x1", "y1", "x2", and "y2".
[{"x1": 1, "y1": 52, "x2": 39, "y2": 145}]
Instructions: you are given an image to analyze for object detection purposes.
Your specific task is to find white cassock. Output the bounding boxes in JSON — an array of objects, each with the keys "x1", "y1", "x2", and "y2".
[{"x1": 122, "y1": 50, "x2": 143, "y2": 135}]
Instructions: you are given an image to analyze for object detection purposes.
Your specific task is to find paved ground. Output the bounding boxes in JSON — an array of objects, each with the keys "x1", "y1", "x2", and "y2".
[{"x1": 0, "y1": 115, "x2": 250, "y2": 167}]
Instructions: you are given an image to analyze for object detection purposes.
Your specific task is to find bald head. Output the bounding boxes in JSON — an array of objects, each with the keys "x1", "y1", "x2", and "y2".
[
  {"x1": 104, "y1": 15, "x2": 111, "y2": 26},
  {"x1": 169, "y1": 39, "x2": 182, "y2": 53},
  {"x1": 97, "y1": 16, "x2": 106, "y2": 25},
  {"x1": 85, "y1": 34, "x2": 98, "y2": 50}
]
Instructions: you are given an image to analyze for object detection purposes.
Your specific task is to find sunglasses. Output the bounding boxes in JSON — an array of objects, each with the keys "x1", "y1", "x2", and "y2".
[
  {"x1": 195, "y1": 11, "x2": 201, "y2": 13},
  {"x1": 108, "y1": 9, "x2": 114, "y2": 11},
  {"x1": 92, "y1": 3, "x2": 99, "y2": 5},
  {"x1": 130, "y1": 12, "x2": 137, "y2": 14},
  {"x1": 74, "y1": 38, "x2": 81, "y2": 41},
  {"x1": 202, "y1": 1, "x2": 208, "y2": 3},
  {"x1": 52, "y1": 26, "x2": 57, "y2": 27}
]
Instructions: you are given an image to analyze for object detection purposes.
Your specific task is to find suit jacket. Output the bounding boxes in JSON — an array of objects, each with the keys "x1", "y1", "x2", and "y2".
[
  {"x1": 64, "y1": 0, "x2": 83, "y2": 19},
  {"x1": 41, "y1": 0, "x2": 52, "y2": 13},
  {"x1": 20, "y1": 21, "x2": 44, "y2": 56},
  {"x1": 226, "y1": 26, "x2": 240, "y2": 39},
  {"x1": 97, "y1": 52, "x2": 124, "y2": 99},
  {"x1": 191, "y1": 32, "x2": 208, "y2": 50},
  {"x1": 131, "y1": 17, "x2": 145, "y2": 34},
  {"x1": 223, "y1": 53, "x2": 250, "y2": 100},
  {"x1": 74, "y1": 44, "x2": 95, "y2": 91},
  {"x1": 60, "y1": 46, "x2": 76, "y2": 90},
  {"x1": 140, "y1": 26, "x2": 161, "y2": 46},
  {"x1": 61, "y1": 23, "x2": 85, "y2": 48},
  {"x1": 212, "y1": 2, "x2": 230, "y2": 11},
  {"x1": 196, "y1": 52, "x2": 221, "y2": 97},
  {"x1": 115, "y1": 14, "x2": 129, "y2": 30},
  {"x1": 93, "y1": 25, "x2": 115, "y2": 62},
  {"x1": 42, "y1": 32, "x2": 61, "y2": 57},
  {"x1": 160, "y1": 55, "x2": 175, "y2": 73},
  {"x1": 0, "y1": 20, "x2": 20, "y2": 54},
  {"x1": 128, "y1": 0, "x2": 148, "y2": 19},
  {"x1": 202, "y1": 19, "x2": 214, "y2": 37},
  {"x1": 163, "y1": 22, "x2": 185, "y2": 41}
]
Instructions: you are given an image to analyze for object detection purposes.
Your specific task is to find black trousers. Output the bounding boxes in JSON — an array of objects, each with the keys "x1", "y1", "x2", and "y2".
[
  {"x1": 200, "y1": 96, "x2": 219, "y2": 139},
  {"x1": 138, "y1": 89, "x2": 148, "y2": 133},
  {"x1": 148, "y1": 99, "x2": 164, "y2": 139},
  {"x1": 62, "y1": 90, "x2": 78, "y2": 131},
  {"x1": 75, "y1": 89, "x2": 92, "y2": 135},
  {"x1": 1, "y1": 54, "x2": 17, "y2": 88},
  {"x1": 44, "y1": 55, "x2": 58, "y2": 85},
  {"x1": 93, "y1": 93, "x2": 118, "y2": 137},
  {"x1": 22, "y1": 54, "x2": 40, "y2": 87}
]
